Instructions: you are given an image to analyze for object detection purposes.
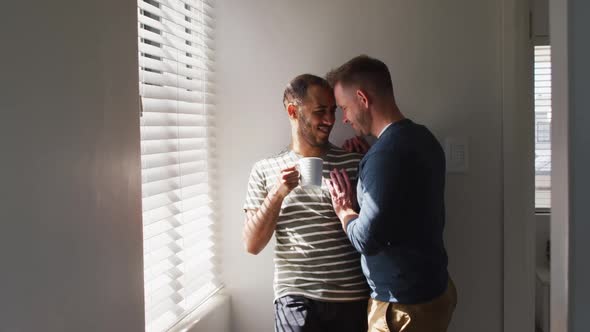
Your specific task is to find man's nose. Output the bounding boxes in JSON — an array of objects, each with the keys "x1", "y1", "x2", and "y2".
[{"x1": 342, "y1": 112, "x2": 349, "y2": 124}]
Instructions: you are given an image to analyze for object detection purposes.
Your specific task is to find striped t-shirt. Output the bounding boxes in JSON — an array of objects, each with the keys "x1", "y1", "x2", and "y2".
[{"x1": 243, "y1": 145, "x2": 370, "y2": 302}]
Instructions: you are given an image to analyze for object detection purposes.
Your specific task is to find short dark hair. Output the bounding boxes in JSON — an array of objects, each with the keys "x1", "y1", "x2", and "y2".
[
  {"x1": 283, "y1": 74, "x2": 331, "y2": 108},
  {"x1": 326, "y1": 55, "x2": 394, "y2": 98}
]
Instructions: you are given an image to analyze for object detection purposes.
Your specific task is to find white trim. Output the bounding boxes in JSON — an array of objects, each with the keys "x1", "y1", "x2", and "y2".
[
  {"x1": 548, "y1": 0, "x2": 570, "y2": 330},
  {"x1": 168, "y1": 291, "x2": 230, "y2": 332},
  {"x1": 501, "y1": 0, "x2": 536, "y2": 331}
]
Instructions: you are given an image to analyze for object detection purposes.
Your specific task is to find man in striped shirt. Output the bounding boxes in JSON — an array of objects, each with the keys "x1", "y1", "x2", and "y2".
[{"x1": 243, "y1": 74, "x2": 370, "y2": 332}]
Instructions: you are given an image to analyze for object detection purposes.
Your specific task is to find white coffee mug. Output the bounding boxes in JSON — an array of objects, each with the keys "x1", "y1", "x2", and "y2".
[{"x1": 298, "y1": 157, "x2": 323, "y2": 187}]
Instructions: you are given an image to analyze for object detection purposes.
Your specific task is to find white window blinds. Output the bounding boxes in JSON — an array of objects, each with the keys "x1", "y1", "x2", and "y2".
[
  {"x1": 534, "y1": 45, "x2": 551, "y2": 210},
  {"x1": 137, "y1": 1, "x2": 219, "y2": 331}
]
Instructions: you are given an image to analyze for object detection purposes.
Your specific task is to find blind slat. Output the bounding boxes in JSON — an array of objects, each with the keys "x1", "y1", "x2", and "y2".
[
  {"x1": 140, "y1": 56, "x2": 214, "y2": 83},
  {"x1": 144, "y1": 249, "x2": 213, "y2": 284},
  {"x1": 143, "y1": 205, "x2": 212, "y2": 239},
  {"x1": 144, "y1": 231, "x2": 213, "y2": 260},
  {"x1": 142, "y1": 138, "x2": 208, "y2": 155},
  {"x1": 141, "y1": 172, "x2": 208, "y2": 199},
  {"x1": 142, "y1": 149, "x2": 207, "y2": 171},
  {"x1": 142, "y1": 196, "x2": 211, "y2": 227},
  {"x1": 144, "y1": 251, "x2": 213, "y2": 286},
  {"x1": 139, "y1": 26, "x2": 213, "y2": 59},
  {"x1": 143, "y1": 236, "x2": 214, "y2": 275},
  {"x1": 142, "y1": 189, "x2": 211, "y2": 216},
  {"x1": 142, "y1": 164, "x2": 207, "y2": 186},
  {"x1": 142, "y1": 160, "x2": 206, "y2": 183},
  {"x1": 141, "y1": 97, "x2": 214, "y2": 116},
  {"x1": 140, "y1": 71, "x2": 210, "y2": 92},
  {"x1": 139, "y1": 42, "x2": 212, "y2": 70},
  {"x1": 144, "y1": 221, "x2": 212, "y2": 254},
  {"x1": 140, "y1": 84, "x2": 209, "y2": 104},
  {"x1": 141, "y1": 125, "x2": 208, "y2": 140},
  {"x1": 143, "y1": 195, "x2": 210, "y2": 226},
  {"x1": 141, "y1": 113, "x2": 208, "y2": 128}
]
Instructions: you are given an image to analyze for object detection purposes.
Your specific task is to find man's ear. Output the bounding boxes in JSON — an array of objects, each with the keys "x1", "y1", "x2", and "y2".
[
  {"x1": 356, "y1": 89, "x2": 370, "y2": 109},
  {"x1": 287, "y1": 103, "x2": 299, "y2": 119}
]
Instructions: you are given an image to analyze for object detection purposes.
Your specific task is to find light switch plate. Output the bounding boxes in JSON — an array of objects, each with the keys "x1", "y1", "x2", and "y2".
[{"x1": 444, "y1": 137, "x2": 469, "y2": 173}]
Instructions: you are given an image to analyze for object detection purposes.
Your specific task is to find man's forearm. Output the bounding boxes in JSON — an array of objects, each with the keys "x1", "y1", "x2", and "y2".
[
  {"x1": 343, "y1": 201, "x2": 389, "y2": 256},
  {"x1": 243, "y1": 186, "x2": 287, "y2": 254},
  {"x1": 337, "y1": 208, "x2": 359, "y2": 233}
]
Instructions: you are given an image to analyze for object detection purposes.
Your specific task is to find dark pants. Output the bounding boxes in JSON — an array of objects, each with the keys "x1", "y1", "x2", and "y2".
[{"x1": 274, "y1": 295, "x2": 368, "y2": 332}]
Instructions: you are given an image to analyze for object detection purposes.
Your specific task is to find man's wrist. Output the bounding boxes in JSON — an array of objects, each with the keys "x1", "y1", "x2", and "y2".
[
  {"x1": 273, "y1": 185, "x2": 289, "y2": 200},
  {"x1": 338, "y1": 209, "x2": 358, "y2": 232}
]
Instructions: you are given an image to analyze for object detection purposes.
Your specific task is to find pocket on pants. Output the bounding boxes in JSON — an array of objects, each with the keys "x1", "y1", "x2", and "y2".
[
  {"x1": 274, "y1": 295, "x2": 313, "y2": 331},
  {"x1": 386, "y1": 306, "x2": 411, "y2": 332},
  {"x1": 368, "y1": 299, "x2": 392, "y2": 332}
]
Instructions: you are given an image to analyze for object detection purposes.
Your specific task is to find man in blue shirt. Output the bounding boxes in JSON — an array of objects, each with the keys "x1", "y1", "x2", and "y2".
[{"x1": 325, "y1": 55, "x2": 457, "y2": 332}]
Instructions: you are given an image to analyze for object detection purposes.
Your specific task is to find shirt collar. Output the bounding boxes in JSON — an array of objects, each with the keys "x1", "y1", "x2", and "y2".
[{"x1": 378, "y1": 123, "x2": 393, "y2": 138}]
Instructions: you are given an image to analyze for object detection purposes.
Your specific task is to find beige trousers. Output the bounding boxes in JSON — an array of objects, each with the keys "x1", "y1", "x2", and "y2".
[{"x1": 367, "y1": 278, "x2": 457, "y2": 332}]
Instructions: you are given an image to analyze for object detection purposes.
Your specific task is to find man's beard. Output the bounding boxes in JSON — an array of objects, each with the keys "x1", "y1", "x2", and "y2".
[
  {"x1": 298, "y1": 113, "x2": 329, "y2": 147},
  {"x1": 354, "y1": 110, "x2": 371, "y2": 136}
]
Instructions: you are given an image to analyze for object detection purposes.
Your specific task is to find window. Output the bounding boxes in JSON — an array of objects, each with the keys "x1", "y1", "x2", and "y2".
[
  {"x1": 536, "y1": 122, "x2": 551, "y2": 143},
  {"x1": 137, "y1": 1, "x2": 219, "y2": 331},
  {"x1": 534, "y1": 45, "x2": 551, "y2": 210}
]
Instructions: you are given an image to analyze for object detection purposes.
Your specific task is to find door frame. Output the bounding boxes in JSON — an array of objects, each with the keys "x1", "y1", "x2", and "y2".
[{"x1": 501, "y1": 0, "x2": 536, "y2": 331}]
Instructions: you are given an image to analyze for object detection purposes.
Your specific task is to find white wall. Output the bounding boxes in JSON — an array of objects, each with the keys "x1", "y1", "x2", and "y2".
[
  {"x1": 0, "y1": 1, "x2": 145, "y2": 331},
  {"x1": 216, "y1": 0, "x2": 506, "y2": 331}
]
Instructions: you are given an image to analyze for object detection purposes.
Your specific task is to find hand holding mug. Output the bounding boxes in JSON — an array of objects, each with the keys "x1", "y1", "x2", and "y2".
[{"x1": 275, "y1": 166, "x2": 299, "y2": 197}]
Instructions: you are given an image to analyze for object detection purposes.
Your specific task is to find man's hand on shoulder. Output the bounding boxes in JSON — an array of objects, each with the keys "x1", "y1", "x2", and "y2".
[{"x1": 342, "y1": 136, "x2": 370, "y2": 155}]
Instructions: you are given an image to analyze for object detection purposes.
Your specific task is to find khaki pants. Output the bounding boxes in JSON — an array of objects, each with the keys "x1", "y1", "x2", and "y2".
[{"x1": 367, "y1": 278, "x2": 457, "y2": 332}]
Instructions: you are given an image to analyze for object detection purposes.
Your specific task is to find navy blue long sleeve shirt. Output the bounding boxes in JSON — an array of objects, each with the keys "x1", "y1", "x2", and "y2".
[{"x1": 346, "y1": 119, "x2": 449, "y2": 304}]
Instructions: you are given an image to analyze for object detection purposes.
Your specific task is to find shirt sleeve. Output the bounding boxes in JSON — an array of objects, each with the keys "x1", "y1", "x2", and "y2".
[
  {"x1": 346, "y1": 149, "x2": 403, "y2": 256},
  {"x1": 243, "y1": 162, "x2": 268, "y2": 212}
]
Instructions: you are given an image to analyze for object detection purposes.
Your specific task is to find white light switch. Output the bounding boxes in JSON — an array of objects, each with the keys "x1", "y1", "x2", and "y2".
[{"x1": 444, "y1": 137, "x2": 469, "y2": 173}]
